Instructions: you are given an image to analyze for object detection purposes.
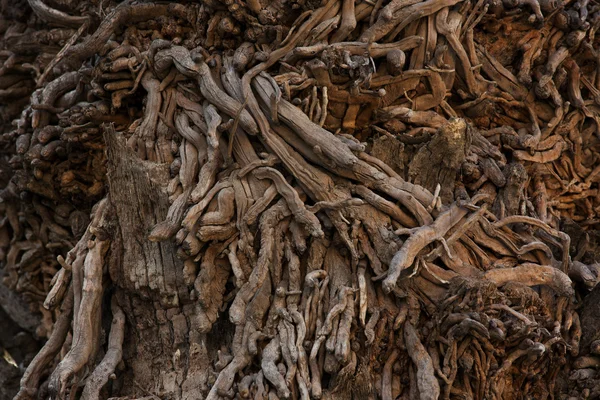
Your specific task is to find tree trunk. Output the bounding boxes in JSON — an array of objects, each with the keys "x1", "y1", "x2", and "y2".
[{"x1": 105, "y1": 128, "x2": 213, "y2": 399}]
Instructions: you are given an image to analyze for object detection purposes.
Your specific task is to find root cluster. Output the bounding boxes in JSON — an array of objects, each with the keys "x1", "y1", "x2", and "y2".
[{"x1": 3, "y1": 0, "x2": 600, "y2": 399}]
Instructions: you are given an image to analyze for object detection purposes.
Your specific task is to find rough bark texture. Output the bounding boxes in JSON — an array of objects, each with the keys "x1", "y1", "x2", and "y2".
[{"x1": 2, "y1": 0, "x2": 600, "y2": 399}]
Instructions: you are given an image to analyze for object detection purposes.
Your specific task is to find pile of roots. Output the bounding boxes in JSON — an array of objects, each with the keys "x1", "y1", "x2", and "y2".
[{"x1": 4, "y1": 0, "x2": 600, "y2": 399}]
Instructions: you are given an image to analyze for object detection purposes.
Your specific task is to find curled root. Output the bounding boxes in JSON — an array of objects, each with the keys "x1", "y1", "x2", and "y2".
[{"x1": 81, "y1": 297, "x2": 125, "y2": 400}]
